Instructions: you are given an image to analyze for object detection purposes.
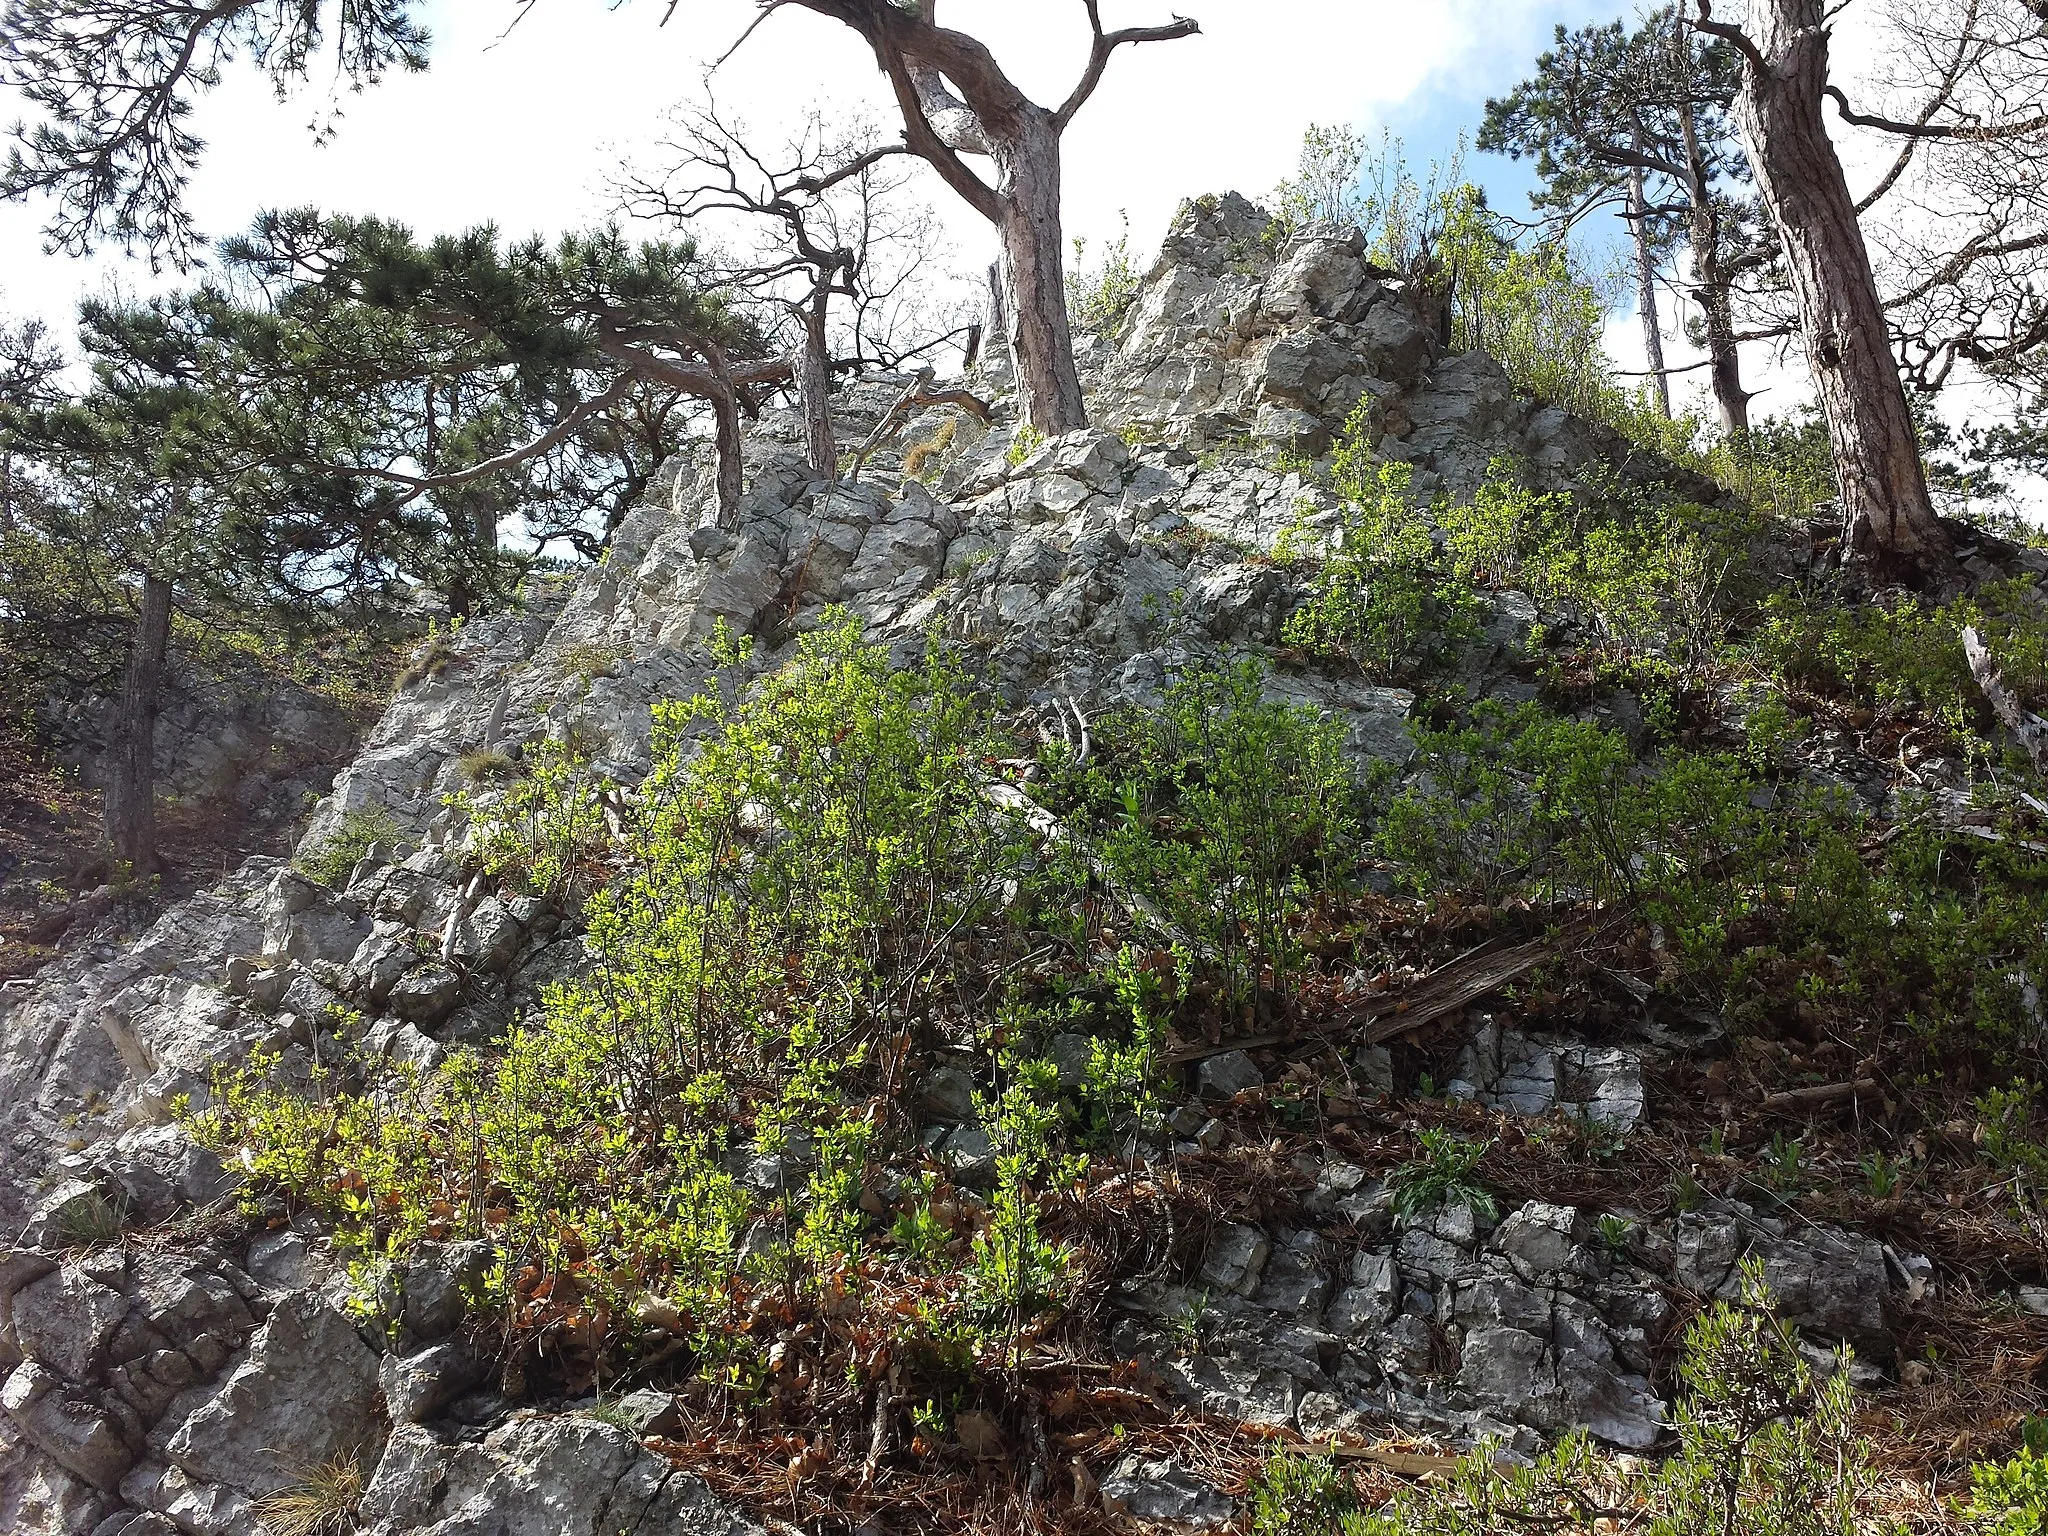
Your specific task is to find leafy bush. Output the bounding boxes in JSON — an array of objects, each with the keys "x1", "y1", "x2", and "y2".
[
  {"x1": 456, "y1": 736, "x2": 608, "y2": 902},
  {"x1": 295, "y1": 807, "x2": 399, "y2": 888},
  {"x1": 1283, "y1": 458, "x2": 1482, "y2": 681},
  {"x1": 1066, "y1": 213, "x2": 1141, "y2": 335},
  {"x1": 1961, "y1": 1444, "x2": 2048, "y2": 1534},
  {"x1": 191, "y1": 613, "x2": 1087, "y2": 1393},
  {"x1": 1386, "y1": 1129, "x2": 1496, "y2": 1223},
  {"x1": 1070, "y1": 661, "x2": 1356, "y2": 1020}
]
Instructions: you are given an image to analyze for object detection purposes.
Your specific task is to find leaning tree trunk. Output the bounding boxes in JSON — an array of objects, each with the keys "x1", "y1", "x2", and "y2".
[
  {"x1": 1732, "y1": 0, "x2": 1947, "y2": 563},
  {"x1": 992, "y1": 108, "x2": 1087, "y2": 436},
  {"x1": 797, "y1": 289, "x2": 838, "y2": 479},
  {"x1": 1627, "y1": 159, "x2": 1671, "y2": 418},
  {"x1": 103, "y1": 571, "x2": 172, "y2": 878}
]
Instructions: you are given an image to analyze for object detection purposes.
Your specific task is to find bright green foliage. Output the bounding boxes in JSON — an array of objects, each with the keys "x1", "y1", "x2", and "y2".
[
  {"x1": 1252, "y1": 1265, "x2": 1877, "y2": 1536},
  {"x1": 296, "y1": 808, "x2": 401, "y2": 888},
  {"x1": 1756, "y1": 577, "x2": 2048, "y2": 746},
  {"x1": 1067, "y1": 214, "x2": 1141, "y2": 335},
  {"x1": 1960, "y1": 1445, "x2": 2048, "y2": 1534},
  {"x1": 1439, "y1": 189, "x2": 1616, "y2": 423},
  {"x1": 1007, "y1": 424, "x2": 1047, "y2": 467},
  {"x1": 1283, "y1": 458, "x2": 1482, "y2": 681},
  {"x1": 1386, "y1": 1129, "x2": 1496, "y2": 1224},
  {"x1": 1083, "y1": 662, "x2": 1355, "y2": 1018},
  {"x1": 458, "y1": 737, "x2": 608, "y2": 902},
  {"x1": 968, "y1": 1039, "x2": 1078, "y2": 1356}
]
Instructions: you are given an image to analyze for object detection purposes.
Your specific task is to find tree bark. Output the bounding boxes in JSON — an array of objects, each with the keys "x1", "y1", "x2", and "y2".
[
  {"x1": 1627, "y1": 158, "x2": 1671, "y2": 418},
  {"x1": 103, "y1": 570, "x2": 171, "y2": 879},
  {"x1": 1676, "y1": 14, "x2": 1751, "y2": 435},
  {"x1": 798, "y1": 287, "x2": 838, "y2": 478},
  {"x1": 992, "y1": 107, "x2": 1087, "y2": 435},
  {"x1": 1715, "y1": 0, "x2": 1947, "y2": 563},
  {"x1": 709, "y1": 372, "x2": 745, "y2": 526}
]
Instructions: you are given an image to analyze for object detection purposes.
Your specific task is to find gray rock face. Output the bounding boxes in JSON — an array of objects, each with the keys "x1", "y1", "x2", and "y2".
[
  {"x1": 165, "y1": 1291, "x2": 382, "y2": 1499},
  {"x1": 356, "y1": 1417, "x2": 762, "y2": 1536},
  {"x1": 1450, "y1": 1021, "x2": 1646, "y2": 1128},
  {"x1": 1100, "y1": 1454, "x2": 1235, "y2": 1530}
]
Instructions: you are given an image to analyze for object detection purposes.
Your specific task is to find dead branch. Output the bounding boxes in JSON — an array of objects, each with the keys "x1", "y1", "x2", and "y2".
[{"x1": 1963, "y1": 624, "x2": 2048, "y2": 773}]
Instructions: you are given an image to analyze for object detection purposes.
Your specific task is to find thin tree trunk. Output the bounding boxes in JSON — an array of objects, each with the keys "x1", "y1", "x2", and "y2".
[
  {"x1": 103, "y1": 570, "x2": 171, "y2": 878},
  {"x1": 798, "y1": 288, "x2": 837, "y2": 478},
  {"x1": 993, "y1": 109, "x2": 1087, "y2": 435},
  {"x1": 1627, "y1": 157, "x2": 1671, "y2": 419},
  {"x1": 1674, "y1": 23, "x2": 1752, "y2": 435},
  {"x1": 1728, "y1": 0, "x2": 1947, "y2": 563}
]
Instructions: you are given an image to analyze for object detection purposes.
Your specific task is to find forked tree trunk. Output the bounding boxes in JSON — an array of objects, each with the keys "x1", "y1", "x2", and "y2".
[
  {"x1": 798, "y1": 289, "x2": 837, "y2": 478},
  {"x1": 103, "y1": 571, "x2": 171, "y2": 878},
  {"x1": 1728, "y1": 0, "x2": 1947, "y2": 562},
  {"x1": 1627, "y1": 160, "x2": 1671, "y2": 419},
  {"x1": 993, "y1": 109, "x2": 1087, "y2": 435}
]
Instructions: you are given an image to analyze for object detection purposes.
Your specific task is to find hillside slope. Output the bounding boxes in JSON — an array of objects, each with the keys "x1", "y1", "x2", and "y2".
[{"x1": 5, "y1": 193, "x2": 2048, "y2": 1536}]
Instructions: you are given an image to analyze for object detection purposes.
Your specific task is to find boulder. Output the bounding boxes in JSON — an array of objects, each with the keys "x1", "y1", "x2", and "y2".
[{"x1": 165, "y1": 1290, "x2": 382, "y2": 1498}]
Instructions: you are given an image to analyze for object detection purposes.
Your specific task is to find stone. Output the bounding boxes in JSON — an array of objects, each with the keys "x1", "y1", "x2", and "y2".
[
  {"x1": 388, "y1": 964, "x2": 463, "y2": 1026},
  {"x1": 2, "y1": 1361, "x2": 135, "y2": 1491},
  {"x1": 447, "y1": 898, "x2": 522, "y2": 970},
  {"x1": 1194, "y1": 1050, "x2": 1262, "y2": 1103},
  {"x1": 919, "y1": 1065, "x2": 977, "y2": 1124},
  {"x1": 382, "y1": 1338, "x2": 487, "y2": 1425},
  {"x1": 1100, "y1": 1454, "x2": 1234, "y2": 1530},
  {"x1": 403, "y1": 1242, "x2": 492, "y2": 1342},
  {"x1": 1198, "y1": 1224, "x2": 1270, "y2": 1298},
  {"x1": 165, "y1": 1290, "x2": 383, "y2": 1498},
  {"x1": 359, "y1": 1414, "x2": 763, "y2": 1536},
  {"x1": 1252, "y1": 1234, "x2": 1332, "y2": 1316},
  {"x1": 10, "y1": 1268, "x2": 129, "y2": 1384}
]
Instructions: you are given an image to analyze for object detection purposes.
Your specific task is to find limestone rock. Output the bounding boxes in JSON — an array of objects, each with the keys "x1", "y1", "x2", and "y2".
[{"x1": 165, "y1": 1291, "x2": 382, "y2": 1498}]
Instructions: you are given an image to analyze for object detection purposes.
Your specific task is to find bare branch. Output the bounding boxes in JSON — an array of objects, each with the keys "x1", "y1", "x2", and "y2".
[{"x1": 1054, "y1": 3, "x2": 1201, "y2": 131}]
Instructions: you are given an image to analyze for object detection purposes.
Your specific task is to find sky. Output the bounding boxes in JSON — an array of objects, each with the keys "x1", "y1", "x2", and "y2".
[
  {"x1": 0, "y1": 0, "x2": 2032, "y2": 509},
  {"x1": 0, "y1": 1, "x2": 1613, "y2": 331}
]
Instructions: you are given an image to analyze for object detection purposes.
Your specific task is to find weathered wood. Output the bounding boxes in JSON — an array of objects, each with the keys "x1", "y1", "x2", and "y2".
[
  {"x1": 1964, "y1": 624, "x2": 2048, "y2": 772},
  {"x1": 1759, "y1": 1077, "x2": 1879, "y2": 1112},
  {"x1": 1160, "y1": 916, "x2": 1608, "y2": 1067},
  {"x1": 103, "y1": 569, "x2": 172, "y2": 877}
]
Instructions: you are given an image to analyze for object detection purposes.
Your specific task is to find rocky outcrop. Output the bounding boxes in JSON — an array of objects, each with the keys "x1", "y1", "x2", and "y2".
[{"x1": 0, "y1": 191, "x2": 1924, "y2": 1532}]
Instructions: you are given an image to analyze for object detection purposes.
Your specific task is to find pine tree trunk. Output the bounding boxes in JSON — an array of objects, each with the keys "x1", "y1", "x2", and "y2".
[
  {"x1": 1628, "y1": 161, "x2": 1671, "y2": 419},
  {"x1": 798, "y1": 291, "x2": 837, "y2": 478},
  {"x1": 711, "y1": 378, "x2": 744, "y2": 526},
  {"x1": 1677, "y1": 15, "x2": 1751, "y2": 435},
  {"x1": 1732, "y1": 0, "x2": 1947, "y2": 562},
  {"x1": 993, "y1": 108, "x2": 1087, "y2": 435},
  {"x1": 103, "y1": 571, "x2": 171, "y2": 879}
]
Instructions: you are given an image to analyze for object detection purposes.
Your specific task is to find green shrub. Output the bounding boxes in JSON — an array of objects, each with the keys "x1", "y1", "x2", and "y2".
[
  {"x1": 456, "y1": 736, "x2": 608, "y2": 902},
  {"x1": 295, "y1": 807, "x2": 399, "y2": 888},
  {"x1": 1386, "y1": 1129, "x2": 1496, "y2": 1224},
  {"x1": 1066, "y1": 213, "x2": 1141, "y2": 335},
  {"x1": 1073, "y1": 661, "x2": 1356, "y2": 1020},
  {"x1": 1961, "y1": 1444, "x2": 2048, "y2": 1534},
  {"x1": 1282, "y1": 458, "x2": 1483, "y2": 681}
]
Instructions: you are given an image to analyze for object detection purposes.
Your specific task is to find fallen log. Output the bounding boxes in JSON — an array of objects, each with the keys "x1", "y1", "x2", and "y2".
[{"x1": 1161, "y1": 913, "x2": 1611, "y2": 1067}]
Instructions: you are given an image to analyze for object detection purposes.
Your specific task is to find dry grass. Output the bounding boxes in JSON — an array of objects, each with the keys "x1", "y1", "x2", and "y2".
[{"x1": 254, "y1": 1453, "x2": 364, "y2": 1536}]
